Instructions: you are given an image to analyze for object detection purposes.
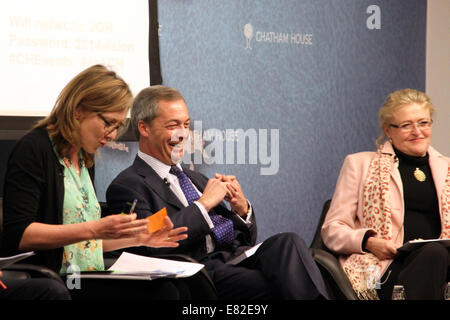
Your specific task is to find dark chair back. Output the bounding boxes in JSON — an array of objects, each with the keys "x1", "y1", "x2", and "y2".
[
  {"x1": 0, "y1": 197, "x2": 64, "y2": 284},
  {"x1": 0, "y1": 197, "x2": 3, "y2": 248},
  {"x1": 310, "y1": 199, "x2": 331, "y2": 250},
  {"x1": 310, "y1": 199, "x2": 358, "y2": 300}
]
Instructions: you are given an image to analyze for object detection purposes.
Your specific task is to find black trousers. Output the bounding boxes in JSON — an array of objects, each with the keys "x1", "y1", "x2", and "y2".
[
  {"x1": 378, "y1": 242, "x2": 450, "y2": 300},
  {"x1": 203, "y1": 232, "x2": 329, "y2": 300},
  {"x1": 0, "y1": 278, "x2": 71, "y2": 300},
  {"x1": 65, "y1": 277, "x2": 192, "y2": 300}
]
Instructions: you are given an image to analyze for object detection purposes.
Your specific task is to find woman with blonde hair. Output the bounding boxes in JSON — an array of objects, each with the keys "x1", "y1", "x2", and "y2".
[
  {"x1": 1, "y1": 65, "x2": 189, "y2": 299},
  {"x1": 322, "y1": 88, "x2": 450, "y2": 300}
]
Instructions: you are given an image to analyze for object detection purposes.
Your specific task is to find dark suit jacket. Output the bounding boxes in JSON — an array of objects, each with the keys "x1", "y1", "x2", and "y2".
[
  {"x1": 1, "y1": 127, "x2": 95, "y2": 273},
  {"x1": 105, "y1": 156, "x2": 257, "y2": 263}
]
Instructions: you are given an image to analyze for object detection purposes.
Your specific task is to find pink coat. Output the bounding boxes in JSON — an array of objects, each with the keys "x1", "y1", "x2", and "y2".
[{"x1": 321, "y1": 142, "x2": 450, "y2": 276}]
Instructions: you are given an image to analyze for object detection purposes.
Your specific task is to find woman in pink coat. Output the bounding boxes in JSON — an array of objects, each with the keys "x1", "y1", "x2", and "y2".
[{"x1": 322, "y1": 89, "x2": 450, "y2": 300}]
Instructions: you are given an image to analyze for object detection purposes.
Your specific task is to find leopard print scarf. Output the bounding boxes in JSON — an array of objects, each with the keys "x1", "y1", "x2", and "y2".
[{"x1": 343, "y1": 144, "x2": 450, "y2": 300}]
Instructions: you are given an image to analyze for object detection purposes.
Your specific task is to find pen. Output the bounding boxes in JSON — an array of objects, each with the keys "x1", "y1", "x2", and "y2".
[{"x1": 129, "y1": 198, "x2": 138, "y2": 214}]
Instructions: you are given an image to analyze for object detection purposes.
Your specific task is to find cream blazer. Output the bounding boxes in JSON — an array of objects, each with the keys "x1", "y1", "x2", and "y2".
[{"x1": 321, "y1": 142, "x2": 450, "y2": 276}]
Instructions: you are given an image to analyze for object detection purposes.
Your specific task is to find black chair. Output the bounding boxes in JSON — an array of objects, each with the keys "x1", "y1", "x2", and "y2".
[
  {"x1": 310, "y1": 199, "x2": 358, "y2": 300},
  {"x1": 0, "y1": 197, "x2": 64, "y2": 284}
]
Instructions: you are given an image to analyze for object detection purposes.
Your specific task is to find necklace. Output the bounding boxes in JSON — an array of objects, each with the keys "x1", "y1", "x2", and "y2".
[
  {"x1": 413, "y1": 167, "x2": 426, "y2": 182},
  {"x1": 63, "y1": 157, "x2": 81, "y2": 176}
]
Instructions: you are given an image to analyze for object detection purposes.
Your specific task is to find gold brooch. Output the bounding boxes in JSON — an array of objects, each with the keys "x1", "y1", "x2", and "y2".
[{"x1": 413, "y1": 168, "x2": 426, "y2": 182}]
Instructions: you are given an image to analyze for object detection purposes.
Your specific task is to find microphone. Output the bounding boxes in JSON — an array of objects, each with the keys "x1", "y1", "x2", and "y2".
[{"x1": 163, "y1": 178, "x2": 171, "y2": 186}]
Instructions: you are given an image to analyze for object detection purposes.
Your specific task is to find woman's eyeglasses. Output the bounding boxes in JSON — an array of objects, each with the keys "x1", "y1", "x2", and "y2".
[
  {"x1": 389, "y1": 119, "x2": 433, "y2": 132},
  {"x1": 97, "y1": 113, "x2": 124, "y2": 135}
]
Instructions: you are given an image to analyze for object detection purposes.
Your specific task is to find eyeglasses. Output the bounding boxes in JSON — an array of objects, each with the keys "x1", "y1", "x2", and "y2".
[
  {"x1": 97, "y1": 113, "x2": 124, "y2": 135},
  {"x1": 389, "y1": 119, "x2": 433, "y2": 132}
]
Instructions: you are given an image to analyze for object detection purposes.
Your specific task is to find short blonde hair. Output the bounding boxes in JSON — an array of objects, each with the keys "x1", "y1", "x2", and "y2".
[
  {"x1": 34, "y1": 64, "x2": 132, "y2": 167},
  {"x1": 376, "y1": 88, "x2": 435, "y2": 146}
]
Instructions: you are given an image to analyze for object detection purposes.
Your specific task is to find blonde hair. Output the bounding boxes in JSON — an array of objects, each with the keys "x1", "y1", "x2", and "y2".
[
  {"x1": 376, "y1": 88, "x2": 435, "y2": 146},
  {"x1": 34, "y1": 64, "x2": 132, "y2": 167}
]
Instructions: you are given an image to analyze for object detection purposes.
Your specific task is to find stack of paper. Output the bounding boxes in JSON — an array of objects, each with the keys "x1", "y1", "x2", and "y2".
[
  {"x1": 77, "y1": 252, "x2": 204, "y2": 281},
  {"x1": 398, "y1": 238, "x2": 450, "y2": 253},
  {"x1": 227, "y1": 243, "x2": 262, "y2": 265},
  {"x1": 0, "y1": 251, "x2": 35, "y2": 269}
]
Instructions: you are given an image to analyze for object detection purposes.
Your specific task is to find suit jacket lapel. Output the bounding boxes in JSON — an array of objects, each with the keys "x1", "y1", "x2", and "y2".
[
  {"x1": 182, "y1": 168, "x2": 206, "y2": 193},
  {"x1": 133, "y1": 156, "x2": 185, "y2": 209},
  {"x1": 381, "y1": 142, "x2": 404, "y2": 195},
  {"x1": 428, "y1": 146, "x2": 449, "y2": 209}
]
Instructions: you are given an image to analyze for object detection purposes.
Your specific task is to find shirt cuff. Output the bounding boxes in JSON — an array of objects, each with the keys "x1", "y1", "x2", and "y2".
[
  {"x1": 361, "y1": 230, "x2": 377, "y2": 252},
  {"x1": 193, "y1": 201, "x2": 215, "y2": 229},
  {"x1": 235, "y1": 200, "x2": 253, "y2": 226}
]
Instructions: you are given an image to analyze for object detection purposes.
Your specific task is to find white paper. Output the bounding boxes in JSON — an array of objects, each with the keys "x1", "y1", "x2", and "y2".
[
  {"x1": 398, "y1": 238, "x2": 450, "y2": 253},
  {"x1": 108, "y1": 252, "x2": 204, "y2": 278},
  {"x1": 227, "y1": 243, "x2": 262, "y2": 265},
  {"x1": 0, "y1": 251, "x2": 35, "y2": 269},
  {"x1": 408, "y1": 238, "x2": 450, "y2": 244}
]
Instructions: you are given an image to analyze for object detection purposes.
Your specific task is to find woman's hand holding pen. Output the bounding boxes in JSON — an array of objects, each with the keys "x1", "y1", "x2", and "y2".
[
  {"x1": 136, "y1": 216, "x2": 188, "y2": 248},
  {"x1": 88, "y1": 213, "x2": 148, "y2": 240},
  {"x1": 88, "y1": 212, "x2": 187, "y2": 248}
]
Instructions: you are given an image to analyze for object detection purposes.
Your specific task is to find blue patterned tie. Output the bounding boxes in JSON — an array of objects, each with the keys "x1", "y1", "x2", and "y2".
[
  {"x1": 169, "y1": 165, "x2": 234, "y2": 249},
  {"x1": 209, "y1": 214, "x2": 234, "y2": 249},
  {"x1": 169, "y1": 165, "x2": 200, "y2": 204}
]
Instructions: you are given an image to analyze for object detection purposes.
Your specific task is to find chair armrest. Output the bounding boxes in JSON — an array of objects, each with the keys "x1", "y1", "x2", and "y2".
[
  {"x1": 4, "y1": 263, "x2": 64, "y2": 284},
  {"x1": 155, "y1": 253, "x2": 200, "y2": 264},
  {"x1": 310, "y1": 248, "x2": 358, "y2": 300}
]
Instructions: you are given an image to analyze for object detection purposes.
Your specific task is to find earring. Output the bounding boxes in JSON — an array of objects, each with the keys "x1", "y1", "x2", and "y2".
[{"x1": 74, "y1": 108, "x2": 82, "y2": 121}]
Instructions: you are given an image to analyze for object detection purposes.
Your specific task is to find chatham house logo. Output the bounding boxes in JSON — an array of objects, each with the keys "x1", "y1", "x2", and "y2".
[
  {"x1": 243, "y1": 22, "x2": 313, "y2": 50},
  {"x1": 244, "y1": 23, "x2": 254, "y2": 49}
]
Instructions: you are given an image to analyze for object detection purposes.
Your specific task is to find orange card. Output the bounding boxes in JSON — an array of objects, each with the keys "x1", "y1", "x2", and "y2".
[{"x1": 146, "y1": 207, "x2": 168, "y2": 233}]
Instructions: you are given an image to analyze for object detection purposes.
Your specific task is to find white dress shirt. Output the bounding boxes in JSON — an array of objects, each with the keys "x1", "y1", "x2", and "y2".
[{"x1": 137, "y1": 150, "x2": 252, "y2": 253}]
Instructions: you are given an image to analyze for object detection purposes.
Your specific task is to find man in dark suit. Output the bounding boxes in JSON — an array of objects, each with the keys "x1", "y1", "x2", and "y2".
[{"x1": 105, "y1": 85, "x2": 329, "y2": 300}]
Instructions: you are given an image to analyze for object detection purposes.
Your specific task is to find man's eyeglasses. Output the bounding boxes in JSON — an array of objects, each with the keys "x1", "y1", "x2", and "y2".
[
  {"x1": 389, "y1": 119, "x2": 433, "y2": 132},
  {"x1": 97, "y1": 113, "x2": 124, "y2": 134}
]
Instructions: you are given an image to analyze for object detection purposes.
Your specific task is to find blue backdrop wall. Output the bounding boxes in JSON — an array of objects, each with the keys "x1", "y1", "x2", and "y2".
[{"x1": 95, "y1": 0, "x2": 426, "y2": 245}]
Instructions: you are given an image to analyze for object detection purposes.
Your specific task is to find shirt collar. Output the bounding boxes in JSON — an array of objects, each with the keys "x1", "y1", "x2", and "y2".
[{"x1": 137, "y1": 150, "x2": 182, "y2": 180}]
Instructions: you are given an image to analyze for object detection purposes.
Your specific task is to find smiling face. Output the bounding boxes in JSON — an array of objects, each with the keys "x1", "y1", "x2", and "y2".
[
  {"x1": 384, "y1": 103, "x2": 432, "y2": 157},
  {"x1": 139, "y1": 99, "x2": 190, "y2": 165},
  {"x1": 77, "y1": 109, "x2": 127, "y2": 154}
]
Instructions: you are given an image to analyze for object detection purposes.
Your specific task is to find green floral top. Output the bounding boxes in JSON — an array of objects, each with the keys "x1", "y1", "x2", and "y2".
[{"x1": 51, "y1": 142, "x2": 104, "y2": 275}]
